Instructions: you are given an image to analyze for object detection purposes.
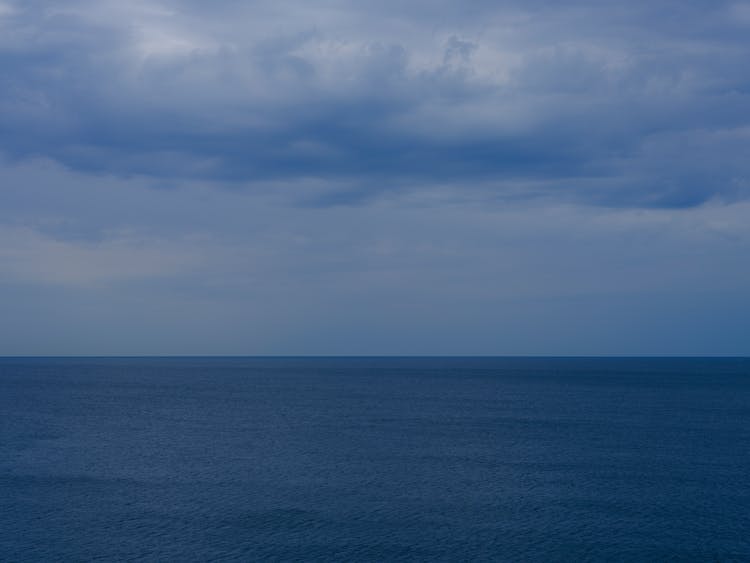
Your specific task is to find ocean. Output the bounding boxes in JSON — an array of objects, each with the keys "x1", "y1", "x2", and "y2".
[{"x1": 1, "y1": 357, "x2": 748, "y2": 561}]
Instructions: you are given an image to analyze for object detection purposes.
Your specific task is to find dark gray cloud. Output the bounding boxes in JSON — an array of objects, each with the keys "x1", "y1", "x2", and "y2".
[{"x1": 0, "y1": 0, "x2": 749, "y2": 207}]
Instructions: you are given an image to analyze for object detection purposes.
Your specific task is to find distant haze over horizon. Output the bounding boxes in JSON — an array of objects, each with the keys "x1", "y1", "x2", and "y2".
[{"x1": 1, "y1": 0, "x2": 749, "y2": 355}]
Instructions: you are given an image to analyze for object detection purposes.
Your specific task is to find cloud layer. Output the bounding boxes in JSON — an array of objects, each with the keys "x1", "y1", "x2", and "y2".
[
  {"x1": 2, "y1": 2, "x2": 749, "y2": 355},
  {"x1": 1, "y1": 157, "x2": 749, "y2": 355},
  {"x1": 2, "y1": 0, "x2": 750, "y2": 206}
]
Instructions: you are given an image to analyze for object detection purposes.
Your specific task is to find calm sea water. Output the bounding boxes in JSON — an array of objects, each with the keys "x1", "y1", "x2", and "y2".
[{"x1": 1, "y1": 357, "x2": 749, "y2": 561}]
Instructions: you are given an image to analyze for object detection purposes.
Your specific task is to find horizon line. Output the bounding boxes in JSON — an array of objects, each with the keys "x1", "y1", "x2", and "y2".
[{"x1": 1, "y1": 354, "x2": 749, "y2": 359}]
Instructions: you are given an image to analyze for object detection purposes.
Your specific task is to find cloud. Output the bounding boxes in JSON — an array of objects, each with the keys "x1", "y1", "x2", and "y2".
[
  {"x1": 0, "y1": 0, "x2": 748, "y2": 207},
  {"x1": 0, "y1": 225, "x2": 209, "y2": 286},
  {"x1": 1, "y1": 153, "x2": 750, "y2": 355}
]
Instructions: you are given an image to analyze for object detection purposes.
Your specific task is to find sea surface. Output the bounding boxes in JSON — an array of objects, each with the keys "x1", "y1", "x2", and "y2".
[{"x1": 1, "y1": 357, "x2": 749, "y2": 561}]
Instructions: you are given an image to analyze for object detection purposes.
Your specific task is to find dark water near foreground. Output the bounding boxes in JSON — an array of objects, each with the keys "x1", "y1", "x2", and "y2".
[{"x1": 1, "y1": 357, "x2": 749, "y2": 561}]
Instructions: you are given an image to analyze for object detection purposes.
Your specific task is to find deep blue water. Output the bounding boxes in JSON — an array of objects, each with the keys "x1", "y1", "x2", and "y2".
[{"x1": 1, "y1": 357, "x2": 749, "y2": 561}]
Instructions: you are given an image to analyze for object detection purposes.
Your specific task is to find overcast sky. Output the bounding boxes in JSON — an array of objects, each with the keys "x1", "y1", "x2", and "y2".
[{"x1": 1, "y1": 0, "x2": 749, "y2": 355}]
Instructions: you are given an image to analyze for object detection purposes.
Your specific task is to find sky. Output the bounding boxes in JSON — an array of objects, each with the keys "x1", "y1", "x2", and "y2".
[{"x1": 1, "y1": 0, "x2": 749, "y2": 355}]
